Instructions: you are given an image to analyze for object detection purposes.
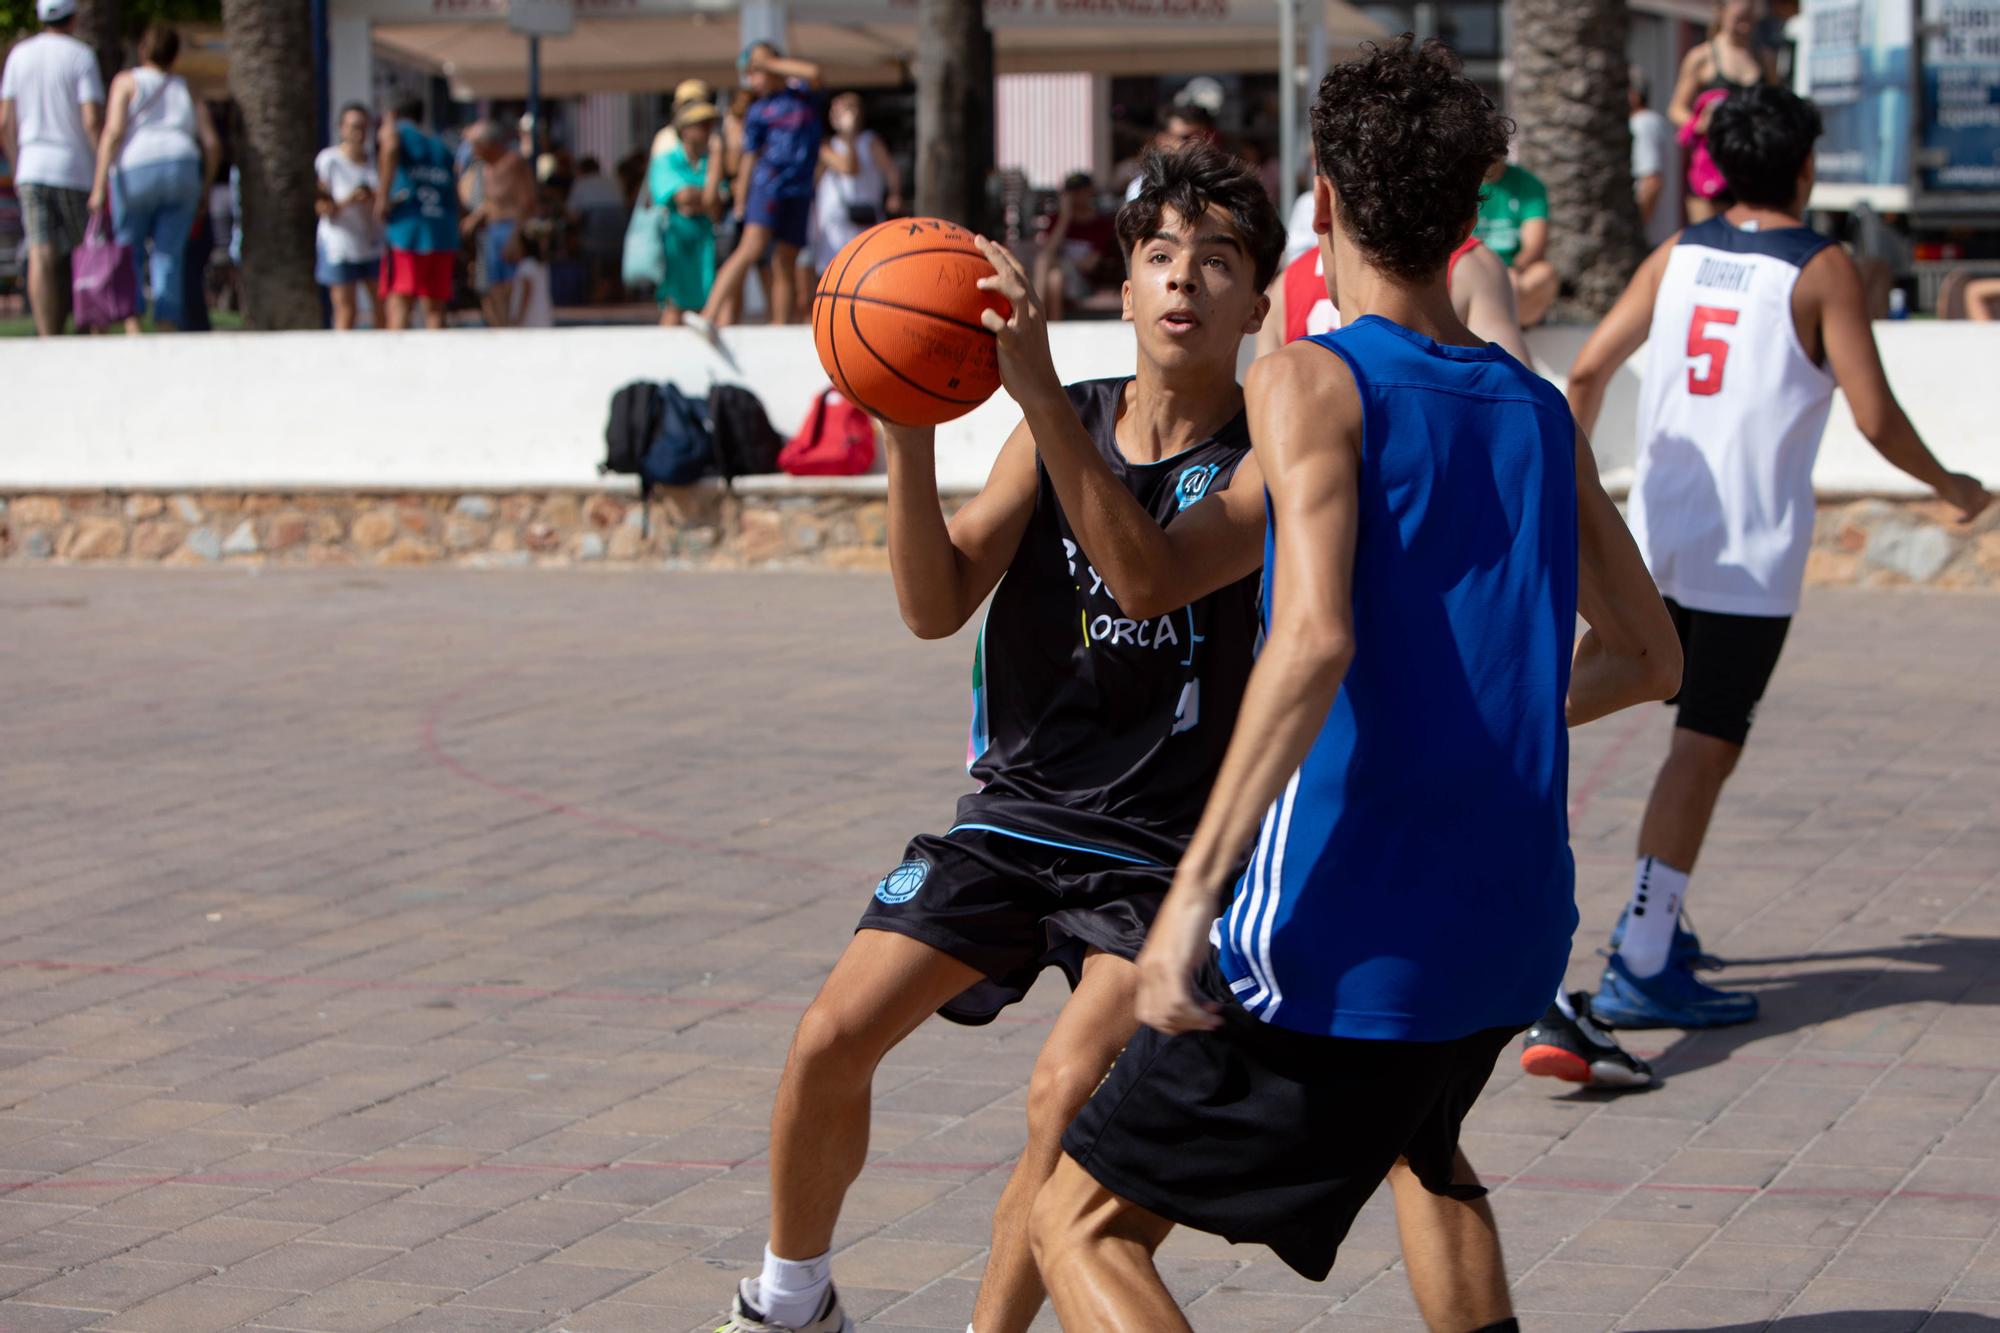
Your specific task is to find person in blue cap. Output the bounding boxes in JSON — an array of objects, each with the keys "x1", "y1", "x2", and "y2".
[{"x1": 689, "y1": 41, "x2": 821, "y2": 340}]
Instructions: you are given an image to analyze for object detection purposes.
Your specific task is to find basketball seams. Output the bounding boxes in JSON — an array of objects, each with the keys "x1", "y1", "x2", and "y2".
[
  {"x1": 832, "y1": 292, "x2": 994, "y2": 338},
  {"x1": 852, "y1": 246, "x2": 1001, "y2": 328},
  {"x1": 814, "y1": 218, "x2": 1000, "y2": 426},
  {"x1": 818, "y1": 220, "x2": 888, "y2": 415},
  {"x1": 841, "y1": 294, "x2": 992, "y2": 408}
]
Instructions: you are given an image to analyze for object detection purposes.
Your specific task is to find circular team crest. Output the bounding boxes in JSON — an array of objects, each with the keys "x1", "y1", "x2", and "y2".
[{"x1": 875, "y1": 858, "x2": 929, "y2": 905}]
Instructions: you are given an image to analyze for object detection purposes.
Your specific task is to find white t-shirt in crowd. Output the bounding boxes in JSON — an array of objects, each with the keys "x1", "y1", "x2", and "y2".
[
  {"x1": 120, "y1": 67, "x2": 199, "y2": 169},
  {"x1": 315, "y1": 146, "x2": 381, "y2": 263},
  {"x1": 1630, "y1": 108, "x2": 1679, "y2": 250},
  {"x1": 509, "y1": 257, "x2": 554, "y2": 327},
  {"x1": 0, "y1": 31, "x2": 105, "y2": 190}
]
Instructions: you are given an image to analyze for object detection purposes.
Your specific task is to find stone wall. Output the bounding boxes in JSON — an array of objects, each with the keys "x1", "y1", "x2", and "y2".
[{"x1": 1, "y1": 489, "x2": 1996, "y2": 590}]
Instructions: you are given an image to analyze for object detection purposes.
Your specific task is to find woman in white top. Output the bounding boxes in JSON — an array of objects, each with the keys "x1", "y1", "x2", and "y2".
[
  {"x1": 314, "y1": 102, "x2": 382, "y2": 330},
  {"x1": 88, "y1": 23, "x2": 218, "y2": 332},
  {"x1": 800, "y1": 92, "x2": 899, "y2": 317}
]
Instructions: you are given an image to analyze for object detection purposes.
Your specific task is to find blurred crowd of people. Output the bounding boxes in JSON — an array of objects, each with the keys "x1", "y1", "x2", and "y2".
[
  {"x1": 1, "y1": 2, "x2": 237, "y2": 335},
  {"x1": 302, "y1": 38, "x2": 905, "y2": 335},
  {"x1": 10, "y1": 0, "x2": 1996, "y2": 335}
]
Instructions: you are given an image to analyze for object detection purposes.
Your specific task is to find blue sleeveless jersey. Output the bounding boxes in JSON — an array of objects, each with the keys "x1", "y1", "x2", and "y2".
[
  {"x1": 1216, "y1": 315, "x2": 1580, "y2": 1042},
  {"x1": 384, "y1": 123, "x2": 458, "y2": 256}
]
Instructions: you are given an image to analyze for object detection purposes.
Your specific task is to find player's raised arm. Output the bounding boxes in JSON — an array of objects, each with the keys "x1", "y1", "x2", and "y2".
[
  {"x1": 973, "y1": 238, "x2": 1265, "y2": 618},
  {"x1": 1563, "y1": 239, "x2": 1672, "y2": 435},
  {"x1": 1136, "y1": 343, "x2": 1361, "y2": 1034},
  {"x1": 1806, "y1": 245, "x2": 1991, "y2": 522},
  {"x1": 1566, "y1": 427, "x2": 1683, "y2": 727},
  {"x1": 880, "y1": 417, "x2": 1038, "y2": 639}
]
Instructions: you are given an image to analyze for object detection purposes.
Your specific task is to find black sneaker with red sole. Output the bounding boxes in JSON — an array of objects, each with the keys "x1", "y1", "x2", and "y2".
[{"x1": 1520, "y1": 991, "x2": 1654, "y2": 1089}]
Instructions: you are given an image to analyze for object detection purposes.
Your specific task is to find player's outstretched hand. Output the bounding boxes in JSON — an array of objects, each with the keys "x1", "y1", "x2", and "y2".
[
  {"x1": 1135, "y1": 884, "x2": 1224, "y2": 1035},
  {"x1": 1940, "y1": 473, "x2": 1991, "y2": 524},
  {"x1": 972, "y1": 236, "x2": 1063, "y2": 411}
]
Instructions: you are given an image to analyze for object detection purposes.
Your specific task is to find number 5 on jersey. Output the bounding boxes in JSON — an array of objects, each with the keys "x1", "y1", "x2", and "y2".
[{"x1": 1686, "y1": 304, "x2": 1739, "y2": 396}]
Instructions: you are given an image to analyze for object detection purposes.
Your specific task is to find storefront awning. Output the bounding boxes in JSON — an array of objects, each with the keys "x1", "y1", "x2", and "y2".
[{"x1": 372, "y1": 0, "x2": 1386, "y2": 98}]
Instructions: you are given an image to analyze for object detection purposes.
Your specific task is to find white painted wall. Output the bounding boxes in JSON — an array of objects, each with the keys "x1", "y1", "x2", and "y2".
[{"x1": 4, "y1": 323, "x2": 1994, "y2": 498}]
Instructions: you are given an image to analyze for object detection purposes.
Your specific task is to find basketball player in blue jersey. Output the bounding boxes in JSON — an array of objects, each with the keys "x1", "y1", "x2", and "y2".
[
  {"x1": 1521, "y1": 86, "x2": 1989, "y2": 1079},
  {"x1": 718, "y1": 145, "x2": 1284, "y2": 1333},
  {"x1": 1011, "y1": 39, "x2": 1683, "y2": 1329}
]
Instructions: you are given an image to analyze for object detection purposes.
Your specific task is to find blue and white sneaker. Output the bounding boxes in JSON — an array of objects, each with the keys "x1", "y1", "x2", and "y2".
[
  {"x1": 1607, "y1": 907, "x2": 1721, "y2": 971},
  {"x1": 1591, "y1": 954, "x2": 1759, "y2": 1030}
]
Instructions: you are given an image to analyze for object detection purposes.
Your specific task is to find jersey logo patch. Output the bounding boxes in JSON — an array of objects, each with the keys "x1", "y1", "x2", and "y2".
[
  {"x1": 1174, "y1": 463, "x2": 1221, "y2": 511},
  {"x1": 875, "y1": 858, "x2": 929, "y2": 905}
]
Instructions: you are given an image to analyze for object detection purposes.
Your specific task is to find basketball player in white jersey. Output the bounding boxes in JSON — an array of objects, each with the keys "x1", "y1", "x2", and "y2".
[
  {"x1": 1256, "y1": 228, "x2": 1537, "y2": 367},
  {"x1": 1521, "y1": 85, "x2": 1988, "y2": 1081}
]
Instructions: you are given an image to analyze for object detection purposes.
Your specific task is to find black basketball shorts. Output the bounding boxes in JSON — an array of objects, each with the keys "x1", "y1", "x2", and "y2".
[
  {"x1": 1664, "y1": 597, "x2": 1792, "y2": 746},
  {"x1": 855, "y1": 825, "x2": 1172, "y2": 1026},
  {"x1": 1062, "y1": 954, "x2": 1517, "y2": 1281}
]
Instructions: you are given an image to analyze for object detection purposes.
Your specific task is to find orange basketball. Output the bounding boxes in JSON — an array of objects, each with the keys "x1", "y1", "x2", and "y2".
[{"x1": 813, "y1": 218, "x2": 1012, "y2": 428}]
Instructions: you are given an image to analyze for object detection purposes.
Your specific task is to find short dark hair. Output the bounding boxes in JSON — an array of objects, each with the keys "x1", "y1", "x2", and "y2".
[
  {"x1": 1310, "y1": 36, "x2": 1512, "y2": 282},
  {"x1": 338, "y1": 101, "x2": 370, "y2": 125},
  {"x1": 394, "y1": 95, "x2": 425, "y2": 124},
  {"x1": 1164, "y1": 103, "x2": 1214, "y2": 131},
  {"x1": 1116, "y1": 142, "x2": 1285, "y2": 290},
  {"x1": 1062, "y1": 171, "x2": 1094, "y2": 193},
  {"x1": 580, "y1": 155, "x2": 601, "y2": 173},
  {"x1": 1708, "y1": 85, "x2": 1821, "y2": 208},
  {"x1": 138, "y1": 22, "x2": 180, "y2": 68}
]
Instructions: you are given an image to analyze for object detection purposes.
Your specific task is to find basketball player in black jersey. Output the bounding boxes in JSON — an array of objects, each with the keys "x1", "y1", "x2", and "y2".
[{"x1": 719, "y1": 144, "x2": 1284, "y2": 1333}]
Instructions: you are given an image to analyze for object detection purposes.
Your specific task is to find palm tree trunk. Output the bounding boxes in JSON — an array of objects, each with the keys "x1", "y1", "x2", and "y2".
[
  {"x1": 221, "y1": 0, "x2": 321, "y2": 330},
  {"x1": 1510, "y1": 0, "x2": 1645, "y2": 315},
  {"x1": 914, "y1": 0, "x2": 993, "y2": 229},
  {"x1": 74, "y1": 0, "x2": 123, "y2": 93}
]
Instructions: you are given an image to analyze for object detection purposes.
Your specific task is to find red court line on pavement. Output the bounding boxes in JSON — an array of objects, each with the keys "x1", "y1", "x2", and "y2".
[
  {"x1": 418, "y1": 680, "x2": 853, "y2": 880},
  {"x1": 0, "y1": 958, "x2": 1052, "y2": 1027},
  {"x1": 0, "y1": 1156, "x2": 1008, "y2": 1196},
  {"x1": 5, "y1": 1158, "x2": 1998, "y2": 1208}
]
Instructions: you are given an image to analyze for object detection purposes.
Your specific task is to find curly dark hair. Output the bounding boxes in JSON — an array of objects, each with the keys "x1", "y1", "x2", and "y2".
[
  {"x1": 1116, "y1": 142, "x2": 1286, "y2": 290},
  {"x1": 1310, "y1": 36, "x2": 1512, "y2": 282},
  {"x1": 1707, "y1": 86, "x2": 1822, "y2": 208}
]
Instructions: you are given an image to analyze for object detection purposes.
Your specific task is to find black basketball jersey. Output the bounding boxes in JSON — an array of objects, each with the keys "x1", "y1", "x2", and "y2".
[{"x1": 958, "y1": 378, "x2": 1262, "y2": 865}]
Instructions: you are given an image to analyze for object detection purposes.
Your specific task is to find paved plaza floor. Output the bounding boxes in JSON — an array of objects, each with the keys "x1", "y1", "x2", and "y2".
[{"x1": 2, "y1": 570, "x2": 1997, "y2": 1333}]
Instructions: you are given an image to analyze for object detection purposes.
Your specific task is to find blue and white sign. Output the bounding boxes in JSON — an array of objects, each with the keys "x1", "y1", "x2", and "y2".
[{"x1": 1922, "y1": 0, "x2": 2000, "y2": 191}]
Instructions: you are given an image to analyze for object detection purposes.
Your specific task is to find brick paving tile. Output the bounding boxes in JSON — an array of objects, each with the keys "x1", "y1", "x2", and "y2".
[
  {"x1": 355, "y1": 1237, "x2": 550, "y2": 1291},
  {"x1": 90, "y1": 1278, "x2": 296, "y2": 1332},
  {"x1": 5, "y1": 573, "x2": 2000, "y2": 1332},
  {"x1": 0, "y1": 1303, "x2": 105, "y2": 1332},
  {"x1": 209, "y1": 1240, "x2": 401, "y2": 1294},
  {"x1": 1616, "y1": 1280, "x2": 1794, "y2": 1328},
  {"x1": 452, "y1": 1260, "x2": 646, "y2": 1315},
  {"x1": 12, "y1": 1259, "x2": 209, "y2": 1312},
  {"x1": 1778, "y1": 1276, "x2": 1948, "y2": 1329},
  {"x1": 246, "y1": 1279, "x2": 458, "y2": 1332}
]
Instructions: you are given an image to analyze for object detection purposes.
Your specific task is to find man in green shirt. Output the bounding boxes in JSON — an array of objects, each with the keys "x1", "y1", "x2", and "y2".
[{"x1": 1475, "y1": 160, "x2": 1556, "y2": 326}]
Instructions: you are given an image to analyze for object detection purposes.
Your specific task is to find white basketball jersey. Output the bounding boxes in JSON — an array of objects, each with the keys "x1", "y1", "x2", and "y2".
[{"x1": 1631, "y1": 219, "x2": 1836, "y2": 617}]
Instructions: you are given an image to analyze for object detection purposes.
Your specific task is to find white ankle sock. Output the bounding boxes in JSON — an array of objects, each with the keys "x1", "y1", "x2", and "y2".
[
  {"x1": 1617, "y1": 856, "x2": 1689, "y2": 979},
  {"x1": 758, "y1": 1245, "x2": 832, "y2": 1327}
]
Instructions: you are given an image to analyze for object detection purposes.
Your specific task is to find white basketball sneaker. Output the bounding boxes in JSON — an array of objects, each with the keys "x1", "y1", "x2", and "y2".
[{"x1": 716, "y1": 1277, "x2": 852, "y2": 1333}]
